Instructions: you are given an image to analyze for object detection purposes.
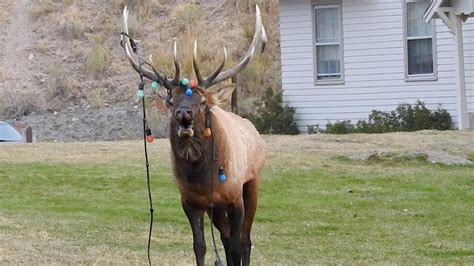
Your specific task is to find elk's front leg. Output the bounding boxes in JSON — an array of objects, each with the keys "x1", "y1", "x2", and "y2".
[
  {"x1": 228, "y1": 199, "x2": 244, "y2": 266},
  {"x1": 182, "y1": 201, "x2": 206, "y2": 266}
]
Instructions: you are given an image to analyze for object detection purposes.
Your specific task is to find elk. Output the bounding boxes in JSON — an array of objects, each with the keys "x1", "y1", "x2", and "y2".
[{"x1": 121, "y1": 5, "x2": 267, "y2": 266}]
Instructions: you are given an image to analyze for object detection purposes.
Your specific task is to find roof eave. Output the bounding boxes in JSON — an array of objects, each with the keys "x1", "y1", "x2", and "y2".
[{"x1": 423, "y1": 0, "x2": 444, "y2": 23}]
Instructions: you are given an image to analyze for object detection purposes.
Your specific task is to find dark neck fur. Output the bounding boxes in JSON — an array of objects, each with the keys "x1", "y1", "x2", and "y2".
[{"x1": 169, "y1": 121, "x2": 217, "y2": 185}]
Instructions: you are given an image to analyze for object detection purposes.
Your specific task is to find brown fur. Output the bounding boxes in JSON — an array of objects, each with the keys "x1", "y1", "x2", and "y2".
[
  {"x1": 167, "y1": 87, "x2": 266, "y2": 265},
  {"x1": 169, "y1": 98, "x2": 266, "y2": 209}
]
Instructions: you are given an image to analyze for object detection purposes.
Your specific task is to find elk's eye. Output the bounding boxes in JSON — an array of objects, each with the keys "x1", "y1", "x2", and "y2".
[
  {"x1": 166, "y1": 97, "x2": 174, "y2": 106},
  {"x1": 201, "y1": 100, "x2": 207, "y2": 106}
]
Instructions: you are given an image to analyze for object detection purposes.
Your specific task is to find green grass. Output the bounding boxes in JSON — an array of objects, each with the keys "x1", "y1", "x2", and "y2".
[{"x1": 1, "y1": 133, "x2": 474, "y2": 264}]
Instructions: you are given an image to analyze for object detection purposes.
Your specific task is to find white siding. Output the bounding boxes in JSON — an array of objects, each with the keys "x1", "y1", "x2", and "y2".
[
  {"x1": 279, "y1": 0, "x2": 474, "y2": 132},
  {"x1": 464, "y1": 19, "x2": 474, "y2": 119}
]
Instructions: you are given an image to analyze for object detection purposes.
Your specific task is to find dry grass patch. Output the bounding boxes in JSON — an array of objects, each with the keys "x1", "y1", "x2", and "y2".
[
  {"x1": 46, "y1": 66, "x2": 83, "y2": 109},
  {"x1": 30, "y1": 0, "x2": 56, "y2": 19},
  {"x1": 2, "y1": 90, "x2": 44, "y2": 119},
  {"x1": 86, "y1": 46, "x2": 108, "y2": 76},
  {"x1": 0, "y1": 1, "x2": 12, "y2": 24}
]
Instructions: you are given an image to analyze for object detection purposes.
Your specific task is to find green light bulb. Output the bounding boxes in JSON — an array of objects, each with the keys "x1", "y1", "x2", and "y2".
[
  {"x1": 150, "y1": 81, "x2": 158, "y2": 92},
  {"x1": 181, "y1": 78, "x2": 189, "y2": 86}
]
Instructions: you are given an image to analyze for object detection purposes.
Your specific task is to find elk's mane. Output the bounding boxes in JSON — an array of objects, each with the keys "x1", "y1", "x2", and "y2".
[{"x1": 174, "y1": 136, "x2": 204, "y2": 162}]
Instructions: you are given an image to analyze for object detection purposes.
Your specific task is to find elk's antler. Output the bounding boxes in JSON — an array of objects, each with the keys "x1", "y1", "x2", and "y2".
[
  {"x1": 193, "y1": 5, "x2": 267, "y2": 88},
  {"x1": 121, "y1": 6, "x2": 179, "y2": 90}
]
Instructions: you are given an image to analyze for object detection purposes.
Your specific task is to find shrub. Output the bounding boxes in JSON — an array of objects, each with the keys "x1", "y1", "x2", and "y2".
[
  {"x1": 174, "y1": 3, "x2": 203, "y2": 30},
  {"x1": 326, "y1": 101, "x2": 452, "y2": 134},
  {"x1": 431, "y1": 106, "x2": 452, "y2": 130},
  {"x1": 3, "y1": 90, "x2": 44, "y2": 119},
  {"x1": 47, "y1": 66, "x2": 83, "y2": 109},
  {"x1": 60, "y1": 19, "x2": 85, "y2": 39},
  {"x1": 31, "y1": 0, "x2": 55, "y2": 19},
  {"x1": 307, "y1": 124, "x2": 321, "y2": 134},
  {"x1": 243, "y1": 87, "x2": 299, "y2": 135},
  {"x1": 326, "y1": 120, "x2": 354, "y2": 134},
  {"x1": 86, "y1": 46, "x2": 108, "y2": 77}
]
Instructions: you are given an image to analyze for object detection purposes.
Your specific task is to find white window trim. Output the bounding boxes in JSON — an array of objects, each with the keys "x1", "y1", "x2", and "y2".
[
  {"x1": 312, "y1": 3, "x2": 345, "y2": 85},
  {"x1": 403, "y1": 0, "x2": 438, "y2": 82}
]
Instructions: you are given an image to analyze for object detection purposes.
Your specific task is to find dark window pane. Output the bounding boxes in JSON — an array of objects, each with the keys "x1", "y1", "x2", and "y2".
[
  {"x1": 408, "y1": 39, "x2": 433, "y2": 75},
  {"x1": 317, "y1": 74, "x2": 341, "y2": 80},
  {"x1": 317, "y1": 45, "x2": 340, "y2": 75}
]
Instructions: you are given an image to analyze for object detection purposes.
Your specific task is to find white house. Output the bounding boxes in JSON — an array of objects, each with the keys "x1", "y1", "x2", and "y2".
[{"x1": 278, "y1": 0, "x2": 474, "y2": 132}]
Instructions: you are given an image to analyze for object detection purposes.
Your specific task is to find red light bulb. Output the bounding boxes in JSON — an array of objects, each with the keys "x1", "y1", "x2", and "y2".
[
  {"x1": 146, "y1": 134, "x2": 154, "y2": 143},
  {"x1": 189, "y1": 79, "x2": 197, "y2": 88}
]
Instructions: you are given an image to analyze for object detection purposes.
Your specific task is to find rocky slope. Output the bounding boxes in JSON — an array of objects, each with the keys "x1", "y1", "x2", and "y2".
[{"x1": 0, "y1": 0, "x2": 280, "y2": 141}]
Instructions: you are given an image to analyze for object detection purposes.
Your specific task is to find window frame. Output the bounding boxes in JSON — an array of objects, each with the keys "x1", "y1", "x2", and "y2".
[
  {"x1": 312, "y1": 3, "x2": 344, "y2": 85},
  {"x1": 403, "y1": 0, "x2": 438, "y2": 81}
]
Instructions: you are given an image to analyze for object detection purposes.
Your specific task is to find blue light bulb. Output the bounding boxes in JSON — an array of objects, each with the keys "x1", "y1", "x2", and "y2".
[
  {"x1": 185, "y1": 87, "x2": 193, "y2": 97},
  {"x1": 218, "y1": 167, "x2": 226, "y2": 182},
  {"x1": 219, "y1": 174, "x2": 226, "y2": 182}
]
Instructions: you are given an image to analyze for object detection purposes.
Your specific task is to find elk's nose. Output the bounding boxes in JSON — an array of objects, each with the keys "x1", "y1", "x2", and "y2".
[{"x1": 175, "y1": 108, "x2": 193, "y2": 121}]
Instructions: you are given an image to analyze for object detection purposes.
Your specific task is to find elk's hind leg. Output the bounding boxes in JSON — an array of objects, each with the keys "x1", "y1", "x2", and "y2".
[
  {"x1": 228, "y1": 198, "x2": 244, "y2": 266},
  {"x1": 242, "y1": 179, "x2": 259, "y2": 266}
]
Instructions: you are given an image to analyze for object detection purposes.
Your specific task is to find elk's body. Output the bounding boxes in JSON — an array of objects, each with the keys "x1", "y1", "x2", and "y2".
[
  {"x1": 168, "y1": 104, "x2": 266, "y2": 266},
  {"x1": 121, "y1": 5, "x2": 267, "y2": 265},
  {"x1": 171, "y1": 106, "x2": 265, "y2": 208}
]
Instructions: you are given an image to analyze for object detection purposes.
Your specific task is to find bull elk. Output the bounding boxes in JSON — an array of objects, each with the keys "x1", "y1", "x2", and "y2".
[{"x1": 121, "y1": 5, "x2": 267, "y2": 266}]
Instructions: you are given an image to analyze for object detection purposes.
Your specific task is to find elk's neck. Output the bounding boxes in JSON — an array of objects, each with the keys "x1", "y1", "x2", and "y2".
[{"x1": 169, "y1": 125, "x2": 217, "y2": 185}]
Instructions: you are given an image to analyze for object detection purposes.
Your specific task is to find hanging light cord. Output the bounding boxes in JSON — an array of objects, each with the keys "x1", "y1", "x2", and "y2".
[{"x1": 138, "y1": 54, "x2": 154, "y2": 266}]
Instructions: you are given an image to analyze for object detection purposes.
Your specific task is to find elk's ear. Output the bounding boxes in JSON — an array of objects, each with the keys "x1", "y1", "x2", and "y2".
[
  {"x1": 155, "y1": 91, "x2": 171, "y2": 111},
  {"x1": 207, "y1": 84, "x2": 236, "y2": 106}
]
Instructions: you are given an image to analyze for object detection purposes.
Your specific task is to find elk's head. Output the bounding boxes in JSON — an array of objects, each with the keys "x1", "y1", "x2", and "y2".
[{"x1": 121, "y1": 5, "x2": 266, "y2": 141}]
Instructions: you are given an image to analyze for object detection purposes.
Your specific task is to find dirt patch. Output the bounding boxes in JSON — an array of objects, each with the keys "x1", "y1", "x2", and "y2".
[
  {"x1": 425, "y1": 150, "x2": 473, "y2": 165},
  {"x1": 349, "y1": 150, "x2": 472, "y2": 165},
  {"x1": 0, "y1": 0, "x2": 41, "y2": 115}
]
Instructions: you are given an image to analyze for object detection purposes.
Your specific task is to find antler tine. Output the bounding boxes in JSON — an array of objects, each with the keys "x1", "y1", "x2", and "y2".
[
  {"x1": 193, "y1": 40, "x2": 205, "y2": 86},
  {"x1": 122, "y1": 6, "x2": 175, "y2": 89},
  {"x1": 122, "y1": 7, "x2": 160, "y2": 81},
  {"x1": 207, "y1": 4, "x2": 266, "y2": 87},
  {"x1": 204, "y1": 46, "x2": 227, "y2": 86},
  {"x1": 148, "y1": 54, "x2": 172, "y2": 86},
  {"x1": 172, "y1": 39, "x2": 180, "y2": 85},
  {"x1": 193, "y1": 40, "x2": 228, "y2": 88},
  {"x1": 261, "y1": 23, "x2": 268, "y2": 53}
]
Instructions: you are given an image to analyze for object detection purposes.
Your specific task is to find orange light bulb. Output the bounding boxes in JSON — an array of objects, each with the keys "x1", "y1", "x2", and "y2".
[{"x1": 203, "y1": 128, "x2": 212, "y2": 138}]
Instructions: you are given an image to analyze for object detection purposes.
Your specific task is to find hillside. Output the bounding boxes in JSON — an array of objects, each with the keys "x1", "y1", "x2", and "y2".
[{"x1": 0, "y1": 0, "x2": 280, "y2": 141}]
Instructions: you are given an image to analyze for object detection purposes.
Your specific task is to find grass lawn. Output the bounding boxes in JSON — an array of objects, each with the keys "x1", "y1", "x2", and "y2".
[{"x1": 1, "y1": 131, "x2": 473, "y2": 264}]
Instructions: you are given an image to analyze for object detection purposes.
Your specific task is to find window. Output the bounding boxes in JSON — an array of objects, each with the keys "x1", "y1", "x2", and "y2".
[
  {"x1": 314, "y1": 4, "x2": 343, "y2": 83},
  {"x1": 404, "y1": 0, "x2": 436, "y2": 80}
]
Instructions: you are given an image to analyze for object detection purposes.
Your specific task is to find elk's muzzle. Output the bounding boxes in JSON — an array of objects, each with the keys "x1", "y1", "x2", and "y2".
[{"x1": 175, "y1": 108, "x2": 194, "y2": 138}]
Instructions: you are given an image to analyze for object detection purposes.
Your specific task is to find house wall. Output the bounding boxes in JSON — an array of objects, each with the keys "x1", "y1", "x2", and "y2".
[
  {"x1": 279, "y1": 0, "x2": 474, "y2": 132},
  {"x1": 453, "y1": 0, "x2": 474, "y2": 16}
]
